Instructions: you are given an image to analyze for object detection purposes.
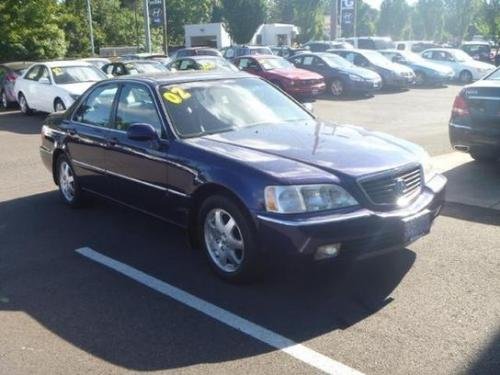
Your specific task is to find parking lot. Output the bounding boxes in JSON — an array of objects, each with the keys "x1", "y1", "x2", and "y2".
[{"x1": 0, "y1": 85, "x2": 499, "y2": 375}]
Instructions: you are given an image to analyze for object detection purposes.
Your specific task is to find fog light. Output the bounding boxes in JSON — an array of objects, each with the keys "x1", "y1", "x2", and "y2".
[{"x1": 314, "y1": 243, "x2": 341, "y2": 260}]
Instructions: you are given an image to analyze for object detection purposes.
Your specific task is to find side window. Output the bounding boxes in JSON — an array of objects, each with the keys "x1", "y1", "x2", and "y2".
[
  {"x1": 422, "y1": 51, "x2": 432, "y2": 59},
  {"x1": 179, "y1": 59, "x2": 196, "y2": 70},
  {"x1": 443, "y1": 52, "x2": 453, "y2": 61},
  {"x1": 290, "y1": 56, "x2": 303, "y2": 65},
  {"x1": 114, "y1": 64, "x2": 125, "y2": 75},
  {"x1": 343, "y1": 53, "x2": 355, "y2": 64},
  {"x1": 302, "y1": 56, "x2": 314, "y2": 66},
  {"x1": 74, "y1": 84, "x2": 119, "y2": 127},
  {"x1": 25, "y1": 65, "x2": 41, "y2": 81},
  {"x1": 397, "y1": 43, "x2": 405, "y2": 50},
  {"x1": 40, "y1": 67, "x2": 50, "y2": 82},
  {"x1": 103, "y1": 64, "x2": 114, "y2": 75},
  {"x1": 237, "y1": 58, "x2": 250, "y2": 69},
  {"x1": 313, "y1": 57, "x2": 326, "y2": 67},
  {"x1": 177, "y1": 50, "x2": 187, "y2": 58},
  {"x1": 115, "y1": 84, "x2": 163, "y2": 136}
]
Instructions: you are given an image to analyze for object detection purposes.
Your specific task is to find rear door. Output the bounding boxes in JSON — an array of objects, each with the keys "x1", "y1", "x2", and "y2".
[
  {"x1": 65, "y1": 82, "x2": 119, "y2": 194},
  {"x1": 105, "y1": 82, "x2": 171, "y2": 215}
]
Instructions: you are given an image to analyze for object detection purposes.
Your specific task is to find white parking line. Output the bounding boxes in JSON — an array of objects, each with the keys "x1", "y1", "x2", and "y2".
[{"x1": 76, "y1": 247, "x2": 364, "y2": 375}]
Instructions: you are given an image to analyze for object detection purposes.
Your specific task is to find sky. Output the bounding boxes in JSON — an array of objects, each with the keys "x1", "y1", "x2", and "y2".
[{"x1": 364, "y1": 0, "x2": 417, "y2": 9}]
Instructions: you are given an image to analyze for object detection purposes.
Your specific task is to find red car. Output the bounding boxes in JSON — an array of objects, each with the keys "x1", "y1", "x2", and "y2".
[{"x1": 233, "y1": 55, "x2": 325, "y2": 98}]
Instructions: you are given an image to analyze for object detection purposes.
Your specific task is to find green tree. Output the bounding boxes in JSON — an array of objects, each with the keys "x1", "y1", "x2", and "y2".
[
  {"x1": 356, "y1": 0, "x2": 379, "y2": 37},
  {"x1": 222, "y1": 0, "x2": 267, "y2": 44},
  {"x1": 475, "y1": 0, "x2": 500, "y2": 42},
  {"x1": 415, "y1": 0, "x2": 444, "y2": 40},
  {"x1": 444, "y1": 0, "x2": 480, "y2": 43},
  {"x1": 377, "y1": 0, "x2": 411, "y2": 39},
  {"x1": 0, "y1": 0, "x2": 67, "y2": 61},
  {"x1": 293, "y1": 0, "x2": 327, "y2": 42}
]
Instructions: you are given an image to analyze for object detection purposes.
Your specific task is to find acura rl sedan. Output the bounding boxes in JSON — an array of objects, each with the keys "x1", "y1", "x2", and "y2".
[{"x1": 40, "y1": 72, "x2": 446, "y2": 282}]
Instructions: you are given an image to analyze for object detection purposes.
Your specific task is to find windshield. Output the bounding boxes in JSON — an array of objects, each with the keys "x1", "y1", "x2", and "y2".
[
  {"x1": 126, "y1": 62, "x2": 168, "y2": 74},
  {"x1": 321, "y1": 54, "x2": 353, "y2": 68},
  {"x1": 362, "y1": 50, "x2": 391, "y2": 65},
  {"x1": 161, "y1": 78, "x2": 313, "y2": 138},
  {"x1": 258, "y1": 58, "x2": 293, "y2": 70},
  {"x1": 51, "y1": 65, "x2": 106, "y2": 84},
  {"x1": 485, "y1": 68, "x2": 500, "y2": 81},
  {"x1": 451, "y1": 50, "x2": 473, "y2": 62},
  {"x1": 398, "y1": 51, "x2": 425, "y2": 63}
]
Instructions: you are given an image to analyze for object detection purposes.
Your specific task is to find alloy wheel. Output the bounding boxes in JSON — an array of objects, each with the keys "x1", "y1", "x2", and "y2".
[
  {"x1": 415, "y1": 71, "x2": 425, "y2": 85},
  {"x1": 55, "y1": 100, "x2": 65, "y2": 112},
  {"x1": 19, "y1": 95, "x2": 27, "y2": 113},
  {"x1": 460, "y1": 71, "x2": 472, "y2": 84},
  {"x1": 330, "y1": 80, "x2": 343, "y2": 97},
  {"x1": 59, "y1": 160, "x2": 75, "y2": 202},
  {"x1": 204, "y1": 208, "x2": 244, "y2": 273}
]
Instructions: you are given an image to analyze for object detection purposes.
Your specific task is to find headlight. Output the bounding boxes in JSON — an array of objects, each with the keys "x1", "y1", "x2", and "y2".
[
  {"x1": 421, "y1": 153, "x2": 436, "y2": 183},
  {"x1": 349, "y1": 74, "x2": 363, "y2": 81},
  {"x1": 70, "y1": 94, "x2": 80, "y2": 101},
  {"x1": 265, "y1": 184, "x2": 358, "y2": 214}
]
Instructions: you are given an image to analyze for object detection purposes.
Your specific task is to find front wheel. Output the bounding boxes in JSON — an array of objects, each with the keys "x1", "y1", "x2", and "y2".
[
  {"x1": 56, "y1": 155, "x2": 84, "y2": 207},
  {"x1": 0, "y1": 90, "x2": 9, "y2": 110},
  {"x1": 415, "y1": 71, "x2": 426, "y2": 85},
  {"x1": 54, "y1": 98, "x2": 66, "y2": 112},
  {"x1": 199, "y1": 195, "x2": 261, "y2": 282},
  {"x1": 459, "y1": 70, "x2": 473, "y2": 84}
]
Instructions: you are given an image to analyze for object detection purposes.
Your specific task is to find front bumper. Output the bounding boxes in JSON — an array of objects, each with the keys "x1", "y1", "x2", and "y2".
[
  {"x1": 385, "y1": 75, "x2": 416, "y2": 88},
  {"x1": 349, "y1": 79, "x2": 382, "y2": 94},
  {"x1": 255, "y1": 174, "x2": 446, "y2": 261},
  {"x1": 286, "y1": 82, "x2": 326, "y2": 97}
]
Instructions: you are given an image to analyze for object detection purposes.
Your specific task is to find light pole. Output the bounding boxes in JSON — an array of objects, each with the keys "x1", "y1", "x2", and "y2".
[
  {"x1": 144, "y1": 0, "x2": 152, "y2": 53},
  {"x1": 86, "y1": 0, "x2": 95, "y2": 55}
]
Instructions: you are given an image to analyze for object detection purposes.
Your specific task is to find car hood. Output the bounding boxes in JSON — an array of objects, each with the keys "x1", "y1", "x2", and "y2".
[
  {"x1": 196, "y1": 121, "x2": 426, "y2": 178},
  {"x1": 340, "y1": 65, "x2": 381, "y2": 80},
  {"x1": 58, "y1": 81, "x2": 97, "y2": 95},
  {"x1": 267, "y1": 68, "x2": 323, "y2": 80}
]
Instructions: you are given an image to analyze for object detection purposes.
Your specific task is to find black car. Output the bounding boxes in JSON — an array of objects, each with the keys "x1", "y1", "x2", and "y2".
[
  {"x1": 40, "y1": 72, "x2": 445, "y2": 282},
  {"x1": 221, "y1": 45, "x2": 273, "y2": 60},
  {"x1": 331, "y1": 49, "x2": 416, "y2": 89},
  {"x1": 288, "y1": 52, "x2": 382, "y2": 97},
  {"x1": 449, "y1": 67, "x2": 500, "y2": 162},
  {"x1": 461, "y1": 42, "x2": 494, "y2": 64},
  {"x1": 102, "y1": 60, "x2": 168, "y2": 76},
  {"x1": 0, "y1": 61, "x2": 33, "y2": 109}
]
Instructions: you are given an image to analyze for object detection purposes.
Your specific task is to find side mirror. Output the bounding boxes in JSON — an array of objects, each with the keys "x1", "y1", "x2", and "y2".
[
  {"x1": 39, "y1": 77, "x2": 50, "y2": 85},
  {"x1": 126, "y1": 123, "x2": 159, "y2": 141}
]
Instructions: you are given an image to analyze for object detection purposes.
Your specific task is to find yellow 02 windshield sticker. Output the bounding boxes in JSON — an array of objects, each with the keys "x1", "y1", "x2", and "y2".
[{"x1": 163, "y1": 87, "x2": 192, "y2": 105}]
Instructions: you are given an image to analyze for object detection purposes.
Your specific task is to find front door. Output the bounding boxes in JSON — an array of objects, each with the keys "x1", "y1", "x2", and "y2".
[{"x1": 105, "y1": 82, "x2": 171, "y2": 215}]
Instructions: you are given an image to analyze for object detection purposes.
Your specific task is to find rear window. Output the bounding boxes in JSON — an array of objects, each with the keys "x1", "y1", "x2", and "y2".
[{"x1": 485, "y1": 68, "x2": 500, "y2": 81}]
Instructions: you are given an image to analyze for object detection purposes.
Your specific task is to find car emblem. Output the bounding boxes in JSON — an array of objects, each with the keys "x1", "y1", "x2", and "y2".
[{"x1": 394, "y1": 177, "x2": 406, "y2": 196}]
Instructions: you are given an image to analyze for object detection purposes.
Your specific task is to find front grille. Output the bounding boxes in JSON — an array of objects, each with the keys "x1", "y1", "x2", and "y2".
[
  {"x1": 300, "y1": 79, "x2": 321, "y2": 86},
  {"x1": 359, "y1": 166, "x2": 422, "y2": 205}
]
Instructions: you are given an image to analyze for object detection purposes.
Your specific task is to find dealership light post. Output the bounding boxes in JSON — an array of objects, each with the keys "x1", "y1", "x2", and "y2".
[
  {"x1": 144, "y1": 0, "x2": 152, "y2": 53},
  {"x1": 86, "y1": 0, "x2": 95, "y2": 55}
]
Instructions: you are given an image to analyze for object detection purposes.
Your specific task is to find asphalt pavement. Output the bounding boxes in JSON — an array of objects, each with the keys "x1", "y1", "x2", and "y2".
[{"x1": 0, "y1": 86, "x2": 499, "y2": 375}]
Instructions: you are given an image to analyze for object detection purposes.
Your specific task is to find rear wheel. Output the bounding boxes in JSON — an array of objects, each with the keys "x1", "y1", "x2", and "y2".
[
  {"x1": 18, "y1": 93, "x2": 33, "y2": 115},
  {"x1": 0, "y1": 90, "x2": 9, "y2": 110},
  {"x1": 329, "y1": 79, "x2": 344, "y2": 97},
  {"x1": 199, "y1": 195, "x2": 261, "y2": 282},
  {"x1": 459, "y1": 70, "x2": 473, "y2": 84},
  {"x1": 56, "y1": 155, "x2": 84, "y2": 207},
  {"x1": 54, "y1": 98, "x2": 66, "y2": 112}
]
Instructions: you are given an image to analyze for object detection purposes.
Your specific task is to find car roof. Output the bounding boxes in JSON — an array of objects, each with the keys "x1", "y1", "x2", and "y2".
[
  {"x1": 462, "y1": 41, "x2": 489, "y2": 45},
  {"x1": 39, "y1": 60, "x2": 93, "y2": 68},
  {"x1": 2, "y1": 61, "x2": 34, "y2": 70},
  {"x1": 113, "y1": 71, "x2": 252, "y2": 86},
  {"x1": 115, "y1": 60, "x2": 163, "y2": 64}
]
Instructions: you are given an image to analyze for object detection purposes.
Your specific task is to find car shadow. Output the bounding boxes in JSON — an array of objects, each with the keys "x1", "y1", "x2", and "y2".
[
  {"x1": 0, "y1": 190, "x2": 416, "y2": 371},
  {"x1": 440, "y1": 160, "x2": 500, "y2": 217},
  {"x1": 0, "y1": 110, "x2": 47, "y2": 135},
  {"x1": 467, "y1": 328, "x2": 500, "y2": 374}
]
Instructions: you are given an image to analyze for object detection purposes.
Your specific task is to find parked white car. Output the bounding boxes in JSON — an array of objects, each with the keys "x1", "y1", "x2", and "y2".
[
  {"x1": 15, "y1": 60, "x2": 107, "y2": 114},
  {"x1": 421, "y1": 48, "x2": 495, "y2": 83}
]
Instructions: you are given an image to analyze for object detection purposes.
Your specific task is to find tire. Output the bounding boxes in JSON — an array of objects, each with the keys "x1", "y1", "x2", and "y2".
[
  {"x1": 54, "y1": 98, "x2": 66, "y2": 112},
  {"x1": 56, "y1": 155, "x2": 84, "y2": 207},
  {"x1": 415, "y1": 71, "x2": 426, "y2": 86},
  {"x1": 459, "y1": 70, "x2": 473, "y2": 84},
  {"x1": 329, "y1": 78, "x2": 344, "y2": 97},
  {"x1": 470, "y1": 150, "x2": 498, "y2": 163},
  {"x1": 0, "y1": 90, "x2": 9, "y2": 110},
  {"x1": 18, "y1": 93, "x2": 33, "y2": 115},
  {"x1": 198, "y1": 195, "x2": 261, "y2": 282}
]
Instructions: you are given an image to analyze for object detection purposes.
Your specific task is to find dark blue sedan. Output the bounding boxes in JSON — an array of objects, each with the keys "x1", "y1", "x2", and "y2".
[
  {"x1": 288, "y1": 52, "x2": 382, "y2": 97},
  {"x1": 40, "y1": 72, "x2": 446, "y2": 282}
]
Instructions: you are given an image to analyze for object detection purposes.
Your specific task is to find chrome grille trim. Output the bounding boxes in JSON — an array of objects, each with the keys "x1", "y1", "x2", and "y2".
[{"x1": 357, "y1": 165, "x2": 423, "y2": 206}]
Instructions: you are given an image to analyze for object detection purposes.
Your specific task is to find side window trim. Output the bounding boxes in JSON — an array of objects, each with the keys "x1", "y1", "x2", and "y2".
[{"x1": 71, "y1": 82, "x2": 120, "y2": 129}]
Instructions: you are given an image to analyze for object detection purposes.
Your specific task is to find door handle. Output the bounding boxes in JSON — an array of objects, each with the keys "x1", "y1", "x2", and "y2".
[{"x1": 107, "y1": 137, "x2": 118, "y2": 146}]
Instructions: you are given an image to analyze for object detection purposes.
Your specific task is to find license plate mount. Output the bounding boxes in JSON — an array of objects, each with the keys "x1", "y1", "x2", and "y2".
[{"x1": 403, "y1": 211, "x2": 431, "y2": 243}]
